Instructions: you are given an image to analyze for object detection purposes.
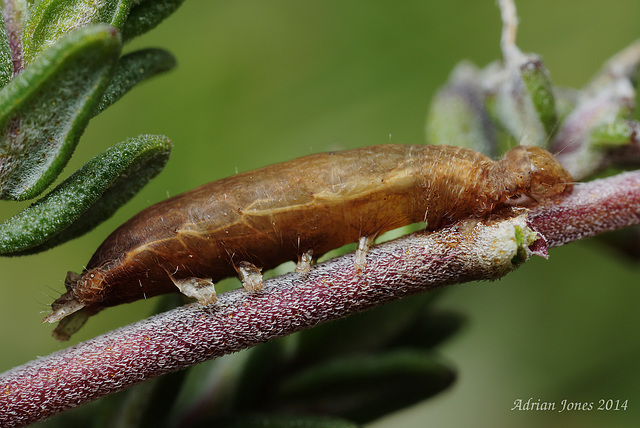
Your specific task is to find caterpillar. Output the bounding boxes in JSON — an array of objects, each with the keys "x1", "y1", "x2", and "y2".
[{"x1": 44, "y1": 144, "x2": 572, "y2": 338}]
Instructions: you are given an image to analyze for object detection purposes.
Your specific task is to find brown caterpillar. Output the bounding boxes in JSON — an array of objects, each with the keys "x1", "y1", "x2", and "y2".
[{"x1": 44, "y1": 144, "x2": 572, "y2": 339}]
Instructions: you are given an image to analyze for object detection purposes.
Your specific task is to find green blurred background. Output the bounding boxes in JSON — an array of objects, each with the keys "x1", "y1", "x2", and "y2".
[{"x1": 2, "y1": 1, "x2": 640, "y2": 427}]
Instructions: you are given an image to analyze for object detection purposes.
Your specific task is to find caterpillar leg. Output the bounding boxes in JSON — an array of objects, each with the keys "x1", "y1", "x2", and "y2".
[
  {"x1": 52, "y1": 308, "x2": 91, "y2": 341},
  {"x1": 170, "y1": 276, "x2": 218, "y2": 305},
  {"x1": 354, "y1": 234, "x2": 376, "y2": 273},
  {"x1": 236, "y1": 261, "x2": 264, "y2": 292},
  {"x1": 42, "y1": 292, "x2": 85, "y2": 323},
  {"x1": 42, "y1": 271, "x2": 87, "y2": 324},
  {"x1": 296, "y1": 249, "x2": 314, "y2": 276}
]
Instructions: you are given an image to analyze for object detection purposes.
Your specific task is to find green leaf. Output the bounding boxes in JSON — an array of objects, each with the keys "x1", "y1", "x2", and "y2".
[
  {"x1": 0, "y1": 10, "x2": 13, "y2": 88},
  {"x1": 276, "y1": 351, "x2": 456, "y2": 424},
  {"x1": 94, "y1": 370, "x2": 186, "y2": 428},
  {"x1": 0, "y1": 134, "x2": 172, "y2": 255},
  {"x1": 588, "y1": 119, "x2": 639, "y2": 148},
  {"x1": 94, "y1": 48, "x2": 176, "y2": 116},
  {"x1": 492, "y1": 54, "x2": 554, "y2": 148},
  {"x1": 520, "y1": 58, "x2": 558, "y2": 137},
  {"x1": 383, "y1": 310, "x2": 466, "y2": 351},
  {"x1": 230, "y1": 340, "x2": 291, "y2": 412},
  {"x1": 22, "y1": 0, "x2": 131, "y2": 65},
  {"x1": 122, "y1": 0, "x2": 185, "y2": 42},
  {"x1": 0, "y1": 25, "x2": 121, "y2": 200}
]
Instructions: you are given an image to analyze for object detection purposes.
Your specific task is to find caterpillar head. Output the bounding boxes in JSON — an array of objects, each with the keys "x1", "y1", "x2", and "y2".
[{"x1": 502, "y1": 146, "x2": 573, "y2": 205}]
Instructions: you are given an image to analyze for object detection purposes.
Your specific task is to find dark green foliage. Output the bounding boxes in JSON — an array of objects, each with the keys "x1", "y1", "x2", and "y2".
[
  {"x1": 22, "y1": 0, "x2": 132, "y2": 65},
  {"x1": 234, "y1": 296, "x2": 460, "y2": 425},
  {"x1": 0, "y1": 135, "x2": 171, "y2": 255},
  {"x1": 0, "y1": 0, "x2": 183, "y2": 249},
  {"x1": 0, "y1": 13, "x2": 11, "y2": 88},
  {"x1": 0, "y1": 25, "x2": 121, "y2": 200},
  {"x1": 122, "y1": 0, "x2": 186, "y2": 42},
  {"x1": 212, "y1": 414, "x2": 361, "y2": 428}
]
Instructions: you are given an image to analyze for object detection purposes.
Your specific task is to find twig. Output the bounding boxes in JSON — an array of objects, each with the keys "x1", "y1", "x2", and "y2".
[
  {"x1": 498, "y1": 0, "x2": 522, "y2": 64},
  {"x1": 2, "y1": 0, "x2": 24, "y2": 76},
  {"x1": 1, "y1": 170, "x2": 640, "y2": 427}
]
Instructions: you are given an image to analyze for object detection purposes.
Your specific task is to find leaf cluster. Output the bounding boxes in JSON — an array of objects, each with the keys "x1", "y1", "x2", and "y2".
[
  {"x1": 0, "y1": 0, "x2": 184, "y2": 255},
  {"x1": 426, "y1": 17, "x2": 640, "y2": 181}
]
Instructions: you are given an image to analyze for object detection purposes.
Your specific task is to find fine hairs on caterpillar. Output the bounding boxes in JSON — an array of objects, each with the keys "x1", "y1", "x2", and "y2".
[{"x1": 44, "y1": 144, "x2": 572, "y2": 339}]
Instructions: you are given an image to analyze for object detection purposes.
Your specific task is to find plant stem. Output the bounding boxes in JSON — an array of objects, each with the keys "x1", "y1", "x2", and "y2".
[
  {"x1": 1, "y1": 170, "x2": 640, "y2": 427},
  {"x1": 2, "y1": 0, "x2": 24, "y2": 76}
]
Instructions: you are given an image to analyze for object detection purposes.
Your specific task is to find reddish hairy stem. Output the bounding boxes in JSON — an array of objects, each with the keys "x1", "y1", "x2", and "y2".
[
  {"x1": 528, "y1": 170, "x2": 640, "y2": 245},
  {"x1": 1, "y1": 170, "x2": 640, "y2": 427},
  {"x1": 2, "y1": 0, "x2": 23, "y2": 76}
]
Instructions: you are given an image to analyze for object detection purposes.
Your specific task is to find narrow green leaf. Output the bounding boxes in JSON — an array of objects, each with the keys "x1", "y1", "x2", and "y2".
[
  {"x1": 0, "y1": 135, "x2": 172, "y2": 255},
  {"x1": 0, "y1": 25, "x2": 121, "y2": 200},
  {"x1": 122, "y1": 0, "x2": 185, "y2": 42},
  {"x1": 94, "y1": 48, "x2": 176, "y2": 116},
  {"x1": 0, "y1": 10, "x2": 13, "y2": 87},
  {"x1": 22, "y1": 0, "x2": 131, "y2": 65},
  {"x1": 276, "y1": 351, "x2": 456, "y2": 424},
  {"x1": 230, "y1": 340, "x2": 291, "y2": 412},
  {"x1": 93, "y1": 369, "x2": 186, "y2": 428},
  {"x1": 383, "y1": 310, "x2": 466, "y2": 351},
  {"x1": 520, "y1": 58, "x2": 558, "y2": 137},
  {"x1": 589, "y1": 119, "x2": 639, "y2": 148}
]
